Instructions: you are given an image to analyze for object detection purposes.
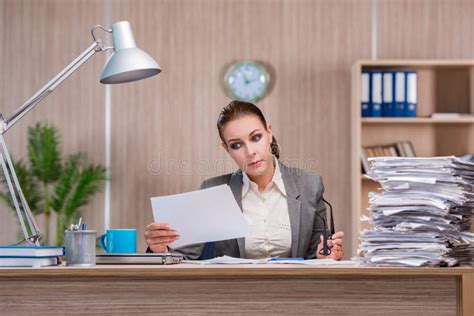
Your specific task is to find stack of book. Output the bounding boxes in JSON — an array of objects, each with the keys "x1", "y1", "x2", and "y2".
[
  {"x1": 0, "y1": 245, "x2": 64, "y2": 267},
  {"x1": 357, "y1": 156, "x2": 474, "y2": 267},
  {"x1": 361, "y1": 140, "x2": 415, "y2": 174}
]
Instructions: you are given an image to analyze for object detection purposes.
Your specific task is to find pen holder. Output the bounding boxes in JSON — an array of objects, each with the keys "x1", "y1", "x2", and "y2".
[{"x1": 65, "y1": 230, "x2": 97, "y2": 267}]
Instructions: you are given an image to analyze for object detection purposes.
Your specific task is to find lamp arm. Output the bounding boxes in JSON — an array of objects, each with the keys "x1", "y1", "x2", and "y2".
[
  {"x1": 0, "y1": 41, "x2": 103, "y2": 134},
  {"x1": 0, "y1": 40, "x2": 105, "y2": 245},
  {"x1": 0, "y1": 135, "x2": 41, "y2": 244}
]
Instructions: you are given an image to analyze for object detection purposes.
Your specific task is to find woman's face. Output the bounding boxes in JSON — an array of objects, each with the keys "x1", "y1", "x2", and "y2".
[{"x1": 221, "y1": 114, "x2": 273, "y2": 178}]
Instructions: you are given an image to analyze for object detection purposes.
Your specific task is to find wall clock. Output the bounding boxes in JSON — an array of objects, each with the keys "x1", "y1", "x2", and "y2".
[{"x1": 223, "y1": 60, "x2": 271, "y2": 102}]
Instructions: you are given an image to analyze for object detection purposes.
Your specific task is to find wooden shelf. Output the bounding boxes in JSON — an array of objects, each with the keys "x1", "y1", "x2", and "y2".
[
  {"x1": 362, "y1": 117, "x2": 474, "y2": 124},
  {"x1": 355, "y1": 59, "x2": 474, "y2": 69},
  {"x1": 351, "y1": 59, "x2": 474, "y2": 257}
]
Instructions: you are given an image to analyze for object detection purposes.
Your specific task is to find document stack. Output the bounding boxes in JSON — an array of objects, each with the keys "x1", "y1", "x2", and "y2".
[{"x1": 358, "y1": 156, "x2": 474, "y2": 267}]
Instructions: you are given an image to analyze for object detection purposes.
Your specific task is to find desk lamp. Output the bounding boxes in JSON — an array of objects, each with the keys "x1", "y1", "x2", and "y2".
[{"x1": 0, "y1": 21, "x2": 161, "y2": 245}]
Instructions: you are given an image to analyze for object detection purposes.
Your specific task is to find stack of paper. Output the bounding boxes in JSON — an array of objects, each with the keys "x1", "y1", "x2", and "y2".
[
  {"x1": 183, "y1": 255, "x2": 359, "y2": 266},
  {"x1": 358, "y1": 156, "x2": 474, "y2": 267},
  {"x1": 183, "y1": 255, "x2": 270, "y2": 265}
]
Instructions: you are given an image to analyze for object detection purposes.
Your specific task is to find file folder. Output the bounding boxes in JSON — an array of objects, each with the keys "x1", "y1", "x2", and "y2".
[
  {"x1": 394, "y1": 71, "x2": 406, "y2": 117},
  {"x1": 371, "y1": 71, "x2": 382, "y2": 117},
  {"x1": 361, "y1": 71, "x2": 370, "y2": 117},
  {"x1": 382, "y1": 71, "x2": 395, "y2": 117},
  {"x1": 405, "y1": 71, "x2": 417, "y2": 117}
]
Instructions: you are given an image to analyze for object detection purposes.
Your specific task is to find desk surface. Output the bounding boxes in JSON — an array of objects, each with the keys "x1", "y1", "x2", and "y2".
[
  {"x1": 0, "y1": 264, "x2": 472, "y2": 277},
  {"x1": 1, "y1": 264, "x2": 472, "y2": 315}
]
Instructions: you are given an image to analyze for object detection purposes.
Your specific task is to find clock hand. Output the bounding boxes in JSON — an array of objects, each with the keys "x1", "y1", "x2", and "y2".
[{"x1": 242, "y1": 71, "x2": 250, "y2": 85}]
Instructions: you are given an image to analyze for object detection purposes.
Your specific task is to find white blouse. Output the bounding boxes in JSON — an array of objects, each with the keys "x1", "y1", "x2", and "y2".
[{"x1": 241, "y1": 156, "x2": 292, "y2": 259}]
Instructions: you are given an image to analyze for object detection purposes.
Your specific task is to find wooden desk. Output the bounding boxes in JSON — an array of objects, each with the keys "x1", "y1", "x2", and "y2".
[{"x1": 0, "y1": 265, "x2": 472, "y2": 315}]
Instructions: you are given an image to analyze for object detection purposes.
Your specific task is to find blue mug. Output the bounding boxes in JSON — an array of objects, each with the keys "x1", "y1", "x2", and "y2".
[{"x1": 99, "y1": 229, "x2": 137, "y2": 253}]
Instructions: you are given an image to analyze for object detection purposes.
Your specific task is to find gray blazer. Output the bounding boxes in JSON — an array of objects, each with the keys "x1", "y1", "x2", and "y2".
[{"x1": 172, "y1": 160, "x2": 328, "y2": 260}]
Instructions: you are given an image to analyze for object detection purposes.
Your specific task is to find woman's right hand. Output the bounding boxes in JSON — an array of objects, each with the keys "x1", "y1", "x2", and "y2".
[{"x1": 144, "y1": 222, "x2": 180, "y2": 253}]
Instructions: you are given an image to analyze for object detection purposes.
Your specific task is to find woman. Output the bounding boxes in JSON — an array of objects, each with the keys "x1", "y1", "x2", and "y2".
[{"x1": 145, "y1": 100, "x2": 344, "y2": 260}]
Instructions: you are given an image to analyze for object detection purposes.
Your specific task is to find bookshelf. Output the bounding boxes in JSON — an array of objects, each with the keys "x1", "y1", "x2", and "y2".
[
  {"x1": 350, "y1": 60, "x2": 474, "y2": 255},
  {"x1": 362, "y1": 117, "x2": 474, "y2": 124}
]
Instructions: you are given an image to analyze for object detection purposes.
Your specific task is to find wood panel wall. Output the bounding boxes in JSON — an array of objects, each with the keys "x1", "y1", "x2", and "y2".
[
  {"x1": 109, "y1": 0, "x2": 372, "y2": 253},
  {"x1": 378, "y1": 0, "x2": 474, "y2": 59},
  {"x1": 1, "y1": 0, "x2": 472, "y2": 257},
  {"x1": 0, "y1": 0, "x2": 105, "y2": 244}
]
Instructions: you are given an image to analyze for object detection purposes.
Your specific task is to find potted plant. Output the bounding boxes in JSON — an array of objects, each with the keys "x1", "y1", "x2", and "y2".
[{"x1": 0, "y1": 123, "x2": 106, "y2": 245}]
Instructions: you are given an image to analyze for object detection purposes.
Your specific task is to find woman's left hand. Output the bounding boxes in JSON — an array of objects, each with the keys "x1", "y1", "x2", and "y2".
[{"x1": 316, "y1": 231, "x2": 344, "y2": 260}]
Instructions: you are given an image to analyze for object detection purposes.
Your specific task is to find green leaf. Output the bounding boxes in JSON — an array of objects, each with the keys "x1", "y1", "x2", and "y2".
[
  {"x1": 0, "y1": 191, "x2": 13, "y2": 210},
  {"x1": 27, "y1": 123, "x2": 62, "y2": 184},
  {"x1": 63, "y1": 164, "x2": 106, "y2": 217},
  {"x1": 51, "y1": 155, "x2": 106, "y2": 217},
  {"x1": 50, "y1": 154, "x2": 81, "y2": 214},
  {"x1": 0, "y1": 159, "x2": 42, "y2": 214}
]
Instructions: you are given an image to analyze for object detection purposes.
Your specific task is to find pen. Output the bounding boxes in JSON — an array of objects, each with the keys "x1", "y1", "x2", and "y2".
[
  {"x1": 269, "y1": 257, "x2": 304, "y2": 261},
  {"x1": 80, "y1": 223, "x2": 86, "y2": 260}
]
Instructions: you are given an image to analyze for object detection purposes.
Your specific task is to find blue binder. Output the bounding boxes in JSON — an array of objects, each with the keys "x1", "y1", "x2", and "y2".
[
  {"x1": 382, "y1": 71, "x2": 395, "y2": 117},
  {"x1": 405, "y1": 71, "x2": 417, "y2": 117},
  {"x1": 394, "y1": 71, "x2": 406, "y2": 117},
  {"x1": 370, "y1": 71, "x2": 382, "y2": 117},
  {"x1": 361, "y1": 71, "x2": 370, "y2": 117}
]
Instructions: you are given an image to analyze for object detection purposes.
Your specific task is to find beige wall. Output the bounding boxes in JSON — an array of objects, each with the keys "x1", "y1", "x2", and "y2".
[
  {"x1": 108, "y1": 0, "x2": 372, "y2": 254},
  {"x1": 1, "y1": 0, "x2": 473, "y2": 256},
  {"x1": 0, "y1": 0, "x2": 106, "y2": 244}
]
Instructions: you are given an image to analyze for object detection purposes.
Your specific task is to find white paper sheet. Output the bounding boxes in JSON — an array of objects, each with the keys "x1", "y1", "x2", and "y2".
[
  {"x1": 183, "y1": 255, "x2": 270, "y2": 265},
  {"x1": 151, "y1": 184, "x2": 250, "y2": 248},
  {"x1": 182, "y1": 255, "x2": 359, "y2": 266}
]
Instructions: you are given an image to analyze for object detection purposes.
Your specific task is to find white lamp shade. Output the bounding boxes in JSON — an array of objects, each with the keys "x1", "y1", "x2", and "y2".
[{"x1": 100, "y1": 21, "x2": 161, "y2": 84}]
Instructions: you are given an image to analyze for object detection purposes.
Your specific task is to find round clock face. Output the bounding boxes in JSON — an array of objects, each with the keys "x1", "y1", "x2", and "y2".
[{"x1": 224, "y1": 61, "x2": 270, "y2": 102}]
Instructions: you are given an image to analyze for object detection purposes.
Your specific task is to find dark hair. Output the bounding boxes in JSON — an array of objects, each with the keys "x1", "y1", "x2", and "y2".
[{"x1": 217, "y1": 100, "x2": 280, "y2": 159}]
